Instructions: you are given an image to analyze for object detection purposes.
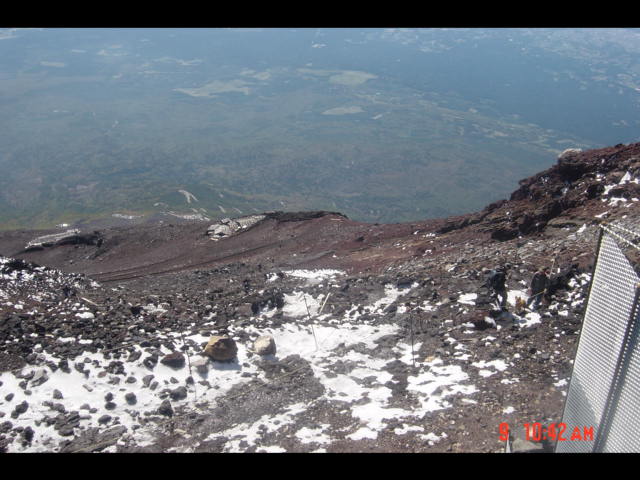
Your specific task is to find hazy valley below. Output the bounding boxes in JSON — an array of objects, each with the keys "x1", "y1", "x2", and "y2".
[{"x1": 1, "y1": 28, "x2": 639, "y2": 229}]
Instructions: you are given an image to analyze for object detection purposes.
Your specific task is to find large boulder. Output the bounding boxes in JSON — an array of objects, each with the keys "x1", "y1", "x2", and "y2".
[
  {"x1": 557, "y1": 150, "x2": 588, "y2": 182},
  {"x1": 24, "y1": 230, "x2": 102, "y2": 250},
  {"x1": 203, "y1": 336, "x2": 238, "y2": 362},
  {"x1": 253, "y1": 335, "x2": 276, "y2": 356},
  {"x1": 206, "y1": 215, "x2": 266, "y2": 241},
  {"x1": 59, "y1": 425, "x2": 127, "y2": 453},
  {"x1": 490, "y1": 224, "x2": 519, "y2": 241}
]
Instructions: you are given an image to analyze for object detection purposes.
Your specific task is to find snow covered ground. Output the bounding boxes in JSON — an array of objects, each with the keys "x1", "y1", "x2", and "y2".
[{"x1": 0, "y1": 262, "x2": 582, "y2": 452}]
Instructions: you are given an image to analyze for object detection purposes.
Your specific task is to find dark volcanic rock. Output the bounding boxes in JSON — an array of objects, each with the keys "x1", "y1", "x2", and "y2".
[
  {"x1": 143, "y1": 354, "x2": 159, "y2": 370},
  {"x1": 157, "y1": 400, "x2": 174, "y2": 417},
  {"x1": 490, "y1": 226, "x2": 519, "y2": 242},
  {"x1": 169, "y1": 386, "x2": 188, "y2": 401},
  {"x1": 251, "y1": 292, "x2": 285, "y2": 314},
  {"x1": 59, "y1": 426, "x2": 127, "y2": 453},
  {"x1": 142, "y1": 374, "x2": 155, "y2": 387},
  {"x1": 98, "y1": 415, "x2": 112, "y2": 425},
  {"x1": 11, "y1": 401, "x2": 28, "y2": 419},
  {"x1": 160, "y1": 352, "x2": 185, "y2": 369},
  {"x1": 21, "y1": 426, "x2": 34, "y2": 446}
]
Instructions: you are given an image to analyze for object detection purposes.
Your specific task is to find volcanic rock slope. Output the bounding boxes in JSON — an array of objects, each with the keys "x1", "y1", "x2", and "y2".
[{"x1": 0, "y1": 143, "x2": 639, "y2": 453}]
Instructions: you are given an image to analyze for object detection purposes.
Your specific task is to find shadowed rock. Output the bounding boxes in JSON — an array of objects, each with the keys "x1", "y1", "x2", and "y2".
[{"x1": 160, "y1": 352, "x2": 186, "y2": 369}]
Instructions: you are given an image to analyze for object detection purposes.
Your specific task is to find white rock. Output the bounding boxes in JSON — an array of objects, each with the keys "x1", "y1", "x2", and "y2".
[{"x1": 253, "y1": 335, "x2": 276, "y2": 356}]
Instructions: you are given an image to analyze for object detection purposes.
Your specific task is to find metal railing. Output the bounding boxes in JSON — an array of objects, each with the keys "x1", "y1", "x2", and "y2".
[{"x1": 556, "y1": 222, "x2": 640, "y2": 453}]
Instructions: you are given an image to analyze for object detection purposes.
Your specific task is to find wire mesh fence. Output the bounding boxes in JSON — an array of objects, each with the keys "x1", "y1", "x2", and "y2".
[{"x1": 556, "y1": 222, "x2": 640, "y2": 453}]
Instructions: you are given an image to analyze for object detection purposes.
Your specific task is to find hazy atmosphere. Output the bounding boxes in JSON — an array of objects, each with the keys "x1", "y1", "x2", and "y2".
[{"x1": 1, "y1": 27, "x2": 639, "y2": 229}]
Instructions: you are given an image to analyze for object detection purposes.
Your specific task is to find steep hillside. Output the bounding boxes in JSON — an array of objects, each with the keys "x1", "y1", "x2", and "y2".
[
  {"x1": 3, "y1": 142, "x2": 640, "y2": 279},
  {"x1": 0, "y1": 142, "x2": 638, "y2": 453}
]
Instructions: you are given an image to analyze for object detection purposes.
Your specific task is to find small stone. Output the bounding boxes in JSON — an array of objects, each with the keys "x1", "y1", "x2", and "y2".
[
  {"x1": 127, "y1": 350, "x2": 142, "y2": 362},
  {"x1": 157, "y1": 400, "x2": 173, "y2": 417},
  {"x1": 190, "y1": 357, "x2": 209, "y2": 374},
  {"x1": 125, "y1": 376, "x2": 137, "y2": 384},
  {"x1": 142, "y1": 374, "x2": 154, "y2": 387},
  {"x1": 512, "y1": 437, "x2": 545, "y2": 453},
  {"x1": 58, "y1": 359, "x2": 71, "y2": 373},
  {"x1": 105, "y1": 392, "x2": 114, "y2": 402},
  {"x1": 4, "y1": 393, "x2": 14, "y2": 402},
  {"x1": 11, "y1": 401, "x2": 28, "y2": 418},
  {"x1": 124, "y1": 393, "x2": 137, "y2": 405},
  {"x1": 98, "y1": 415, "x2": 112, "y2": 425},
  {"x1": 53, "y1": 389, "x2": 63, "y2": 400},
  {"x1": 169, "y1": 386, "x2": 187, "y2": 401},
  {"x1": 160, "y1": 352, "x2": 185, "y2": 369},
  {"x1": 17, "y1": 370, "x2": 35, "y2": 381},
  {"x1": 105, "y1": 402, "x2": 116, "y2": 410},
  {"x1": 253, "y1": 335, "x2": 276, "y2": 356},
  {"x1": 30, "y1": 369, "x2": 49, "y2": 387},
  {"x1": 143, "y1": 355, "x2": 158, "y2": 370},
  {"x1": 59, "y1": 425, "x2": 75, "y2": 437}
]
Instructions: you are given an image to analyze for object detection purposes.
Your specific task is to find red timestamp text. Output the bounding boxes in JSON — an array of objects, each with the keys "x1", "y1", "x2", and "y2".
[{"x1": 499, "y1": 422, "x2": 595, "y2": 442}]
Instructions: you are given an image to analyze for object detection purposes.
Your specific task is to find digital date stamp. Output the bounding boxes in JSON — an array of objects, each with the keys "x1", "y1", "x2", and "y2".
[{"x1": 499, "y1": 422, "x2": 595, "y2": 443}]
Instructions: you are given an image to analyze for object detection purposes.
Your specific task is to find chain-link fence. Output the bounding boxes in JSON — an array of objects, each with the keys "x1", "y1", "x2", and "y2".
[{"x1": 556, "y1": 222, "x2": 640, "y2": 453}]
